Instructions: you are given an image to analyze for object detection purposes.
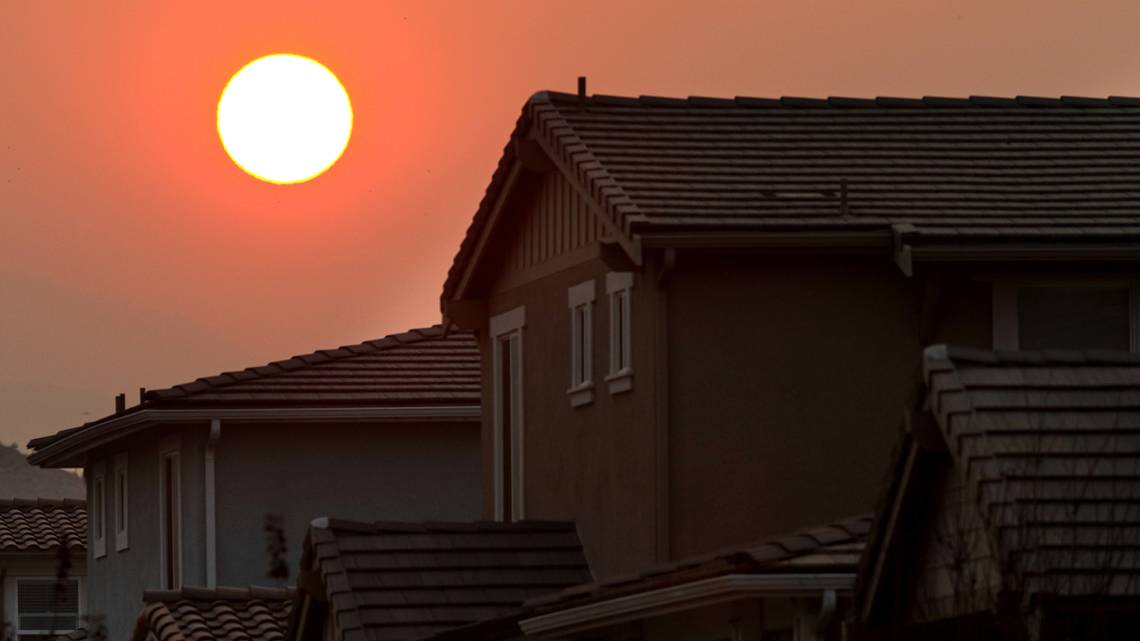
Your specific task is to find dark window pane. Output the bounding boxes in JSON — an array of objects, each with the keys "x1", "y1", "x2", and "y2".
[{"x1": 1018, "y1": 286, "x2": 1130, "y2": 350}]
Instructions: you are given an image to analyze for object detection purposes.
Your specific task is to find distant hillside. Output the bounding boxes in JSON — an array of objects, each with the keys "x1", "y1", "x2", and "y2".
[{"x1": 0, "y1": 443, "x2": 84, "y2": 500}]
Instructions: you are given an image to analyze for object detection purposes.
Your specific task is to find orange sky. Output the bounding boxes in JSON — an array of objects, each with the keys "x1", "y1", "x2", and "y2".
[{"x1": 5, "y1": 0, "x2": 1140, "y2": 446}]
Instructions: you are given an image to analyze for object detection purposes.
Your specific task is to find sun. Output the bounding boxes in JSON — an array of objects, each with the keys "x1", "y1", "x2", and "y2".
[{"x1": 217, "y1": 54, "x2": 353, "y2": 184}]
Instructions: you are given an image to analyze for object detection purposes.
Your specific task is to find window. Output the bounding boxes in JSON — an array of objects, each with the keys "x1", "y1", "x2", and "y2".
[
  {"x1": 91, "y1": 464, "x2": 106, "y2": 559},
  {"x1": 993, "y1": 281, "x2": 1137, "y2": 351},
  {"x1": 158, "y1": 437, "x2": 182, "y2": 590},
  {"x1": 606, "y1": 272, "x2": 634, "y2": 394},
  {"x1": 113, "y1": 452, "x2": 128, "y2": 551},
  {"x1": 8, "y1": 577, "x2": 81, "y2": 641},
  {"x1": 490, "y1": 307, "x2": 525, "y2": 522},
  {"x1": 567, "y1": 280, "x2": 596, "y2": 406}
]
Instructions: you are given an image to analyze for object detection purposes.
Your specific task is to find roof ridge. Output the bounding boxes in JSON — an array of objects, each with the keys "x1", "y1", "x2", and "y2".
[
  {"x1": 540, "y1": 92, "x2": 1140, "y2": 109},
  {"x1": 926, "y1": 343, "x2": 1140, "y2": 369},
  {"x1": 0, "y1": 498, "x2": 86, "y2": 509},
  {"x1": 142, "y1": 585, "x2": 295, "y2": 603},
  {"x1": 147, "y1": 324, "x2": 469, "y2": 401},
  {"x1": 318, "y1": 517, "x2": 578, "y2": 534}
]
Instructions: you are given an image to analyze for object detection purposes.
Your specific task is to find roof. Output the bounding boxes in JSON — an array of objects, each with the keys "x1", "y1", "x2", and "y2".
[
  {"x1": 0, "y1": 498, "x2": 86, "y2": 552},
  {"x1": 129, "y1": 586, "x2": 294, "y2": 641},
  {"x1": 296, "y1": 519, "x2": 592, "y2": 641},
  {"x1": 525, "y1": 513, "x2": 871, "y2": 612},
  {"x1": 444, "y1": 92, "x2": 1140, "y2": 300},
  {"x1": 28, "y1": 326, "x2": 479, "y2": 466},
  {"x1": 920, "y1": 345, "x2": 1140, "y2": 598}
]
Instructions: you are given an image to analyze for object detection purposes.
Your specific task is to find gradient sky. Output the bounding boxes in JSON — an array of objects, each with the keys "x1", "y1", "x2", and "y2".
[{"x1": 5, "y1": 0, "x2": 1140, "y2": 447}]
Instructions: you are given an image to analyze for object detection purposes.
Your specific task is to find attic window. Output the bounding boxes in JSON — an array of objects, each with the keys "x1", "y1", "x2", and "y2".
[
  {"x1": 567, "y1": 280, "x2": 596, "y2": 407},
  {"x1": 993, "y1": 281, "x2": 1135, "y2": 351}
]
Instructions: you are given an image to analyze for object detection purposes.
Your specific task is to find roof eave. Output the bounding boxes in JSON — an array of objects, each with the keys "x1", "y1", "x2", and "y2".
[{"x1": 28, "y1": 404, "x2": 481, "y2": 468}]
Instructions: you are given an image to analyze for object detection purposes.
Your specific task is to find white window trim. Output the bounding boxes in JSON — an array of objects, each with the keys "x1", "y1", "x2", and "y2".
[
  {"x1": 567, "y1": 280, "x2": 596, "y2": 407},
  {"x1": 158, "y1": 435, "x2": 183, "y2": 590},
  {"x1": 491, "y1": 306, "x2": 525, "y2": 522},
  {"x1": 606, "y1": 272, "x2": 634, "y2": 394},
  {"x1": 90, "y1": 462, "x2": 106, "y2": 559},
  {"x1": 4, "y1": 576, "x2": 85, "y2": 638},
  {"x1": 992, "y1": 278, "x2": 1140, "y2": 351},
  {"x1": 113, "y1": 452, "x2": 128, "y2": 552}
]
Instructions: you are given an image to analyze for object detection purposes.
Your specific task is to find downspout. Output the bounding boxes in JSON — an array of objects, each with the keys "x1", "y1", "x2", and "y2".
[{"x1": 205, "y1": 419, "x2": 221, "y2": 588}]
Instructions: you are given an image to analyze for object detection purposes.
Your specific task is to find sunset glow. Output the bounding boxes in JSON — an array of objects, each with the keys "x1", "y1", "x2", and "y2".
[{"x1": 217, "y1": 54, "x2": 353, "y2": 184}]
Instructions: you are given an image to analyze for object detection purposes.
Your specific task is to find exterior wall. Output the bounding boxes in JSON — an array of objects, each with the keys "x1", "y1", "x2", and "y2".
[
  {"x1": 214, "y1": 420, "x2": 480, "y2": 587},
  {"x1": 84, "y1": 424, "x2": 197, "y2": 641},
  {"x1": 482, "y1": 254, "x2": 662, "y2": 578},
  {"x1": 666, "y1": 255, "x2": 929, "y2": 557},
  {"x1": 0, "y1": 553, "x2": 88, "y2": 639}
]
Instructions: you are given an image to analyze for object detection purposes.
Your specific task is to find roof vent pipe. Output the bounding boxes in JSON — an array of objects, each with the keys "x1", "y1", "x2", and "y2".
[
  {"x1": 114, "y1": 393, "x2": 125, "y2": 413},
  {"x1": 578, "y1": 76, "x2": 587, "y2": 102},
  {"x1": 139, "y1": 387, "x2": 147, "y2": 404}
]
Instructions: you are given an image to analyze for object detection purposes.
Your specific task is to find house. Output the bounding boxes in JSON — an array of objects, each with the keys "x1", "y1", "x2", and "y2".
[
  {"x1": 0, "y1": 498, "x2": 87, "y2": 641},
  {"x1": 441, "y1": 91, "x2": 1140, "y2": 583},
  {"x1": 27, "y1": 326, "x2": 482, "y2": 641},
  {"x1": 854, "y1": 345, "x2": 1140, "y2": 640},
  {"x1": 129, "y1": 586, "x2": 293, "y2": 641},
  {"x1": 287, "y1": 520, "x2": 592, "y2": 641}
]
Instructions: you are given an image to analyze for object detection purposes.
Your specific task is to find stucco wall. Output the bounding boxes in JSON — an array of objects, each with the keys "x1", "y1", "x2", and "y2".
[
  {"x1": 214, "y1": 420, "x2": 481, "y2": 587},
  {"x1": 483, "y1": 255, "x2": 661, "y2": 578}
]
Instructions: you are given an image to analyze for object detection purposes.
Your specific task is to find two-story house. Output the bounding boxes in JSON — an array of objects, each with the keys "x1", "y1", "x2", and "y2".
[
  {"x1": 441, "y1": 90, "x2": 1140, "y2": 586},
  {"x1": 27, "y1": 326, "x2": 481, "y2": 641}
]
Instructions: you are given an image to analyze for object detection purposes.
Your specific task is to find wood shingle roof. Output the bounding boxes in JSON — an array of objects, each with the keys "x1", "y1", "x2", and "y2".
[
  {"x1": 444, "y1": 92, "x2": 1140, "y2": 300},
  {"x1": 923, "y1": 344, "x2": 1140, "y2": 598},
  {"x1": 0, "y1": 498, "x2": 85, "y2": 552},
  {"x1": 297, "y1": 519, "x2": 592, "y2": 641}
]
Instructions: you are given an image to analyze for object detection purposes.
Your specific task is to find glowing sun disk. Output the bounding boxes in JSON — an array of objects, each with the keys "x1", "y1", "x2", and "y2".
[{"x1": 217, "y1": 54, "x2": 353, "y2": 184}]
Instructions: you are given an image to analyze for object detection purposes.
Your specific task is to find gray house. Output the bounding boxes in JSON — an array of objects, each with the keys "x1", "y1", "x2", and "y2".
[
  {"x1": 441, "y1": 91, "x2": 1140, "y2": 585},
  {"x1": 27, "y1": 326, "x2": 481, "y2": 641}
]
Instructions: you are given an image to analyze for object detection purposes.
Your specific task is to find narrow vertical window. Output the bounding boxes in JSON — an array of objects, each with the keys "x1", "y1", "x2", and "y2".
[
  {"x1": 113, "y1": 452, "x2": 128, "y2": 551},
  {"x1": 606, "y1": 272, "x2": 634, "y2": 394},
  {"x1": 91, "y1": 465, "x2": 106, "y2": 559},
  {"x1": 158, "y1": 438, "x2": 182, "y2": 590},
  {"x1": 490, "y1": 307, "x2": 525, "y2": 522},
  {"x1": 567, "y1": 280, "x2": 596, "y2": 407}
]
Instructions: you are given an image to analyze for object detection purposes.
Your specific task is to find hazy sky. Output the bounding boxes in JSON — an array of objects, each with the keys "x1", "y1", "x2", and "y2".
[{"x1": 5, "y1": 0, "x2": 1140, "y2": 446}]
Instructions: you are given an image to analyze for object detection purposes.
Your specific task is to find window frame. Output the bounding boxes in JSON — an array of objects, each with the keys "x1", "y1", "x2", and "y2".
[
  {"x1": 4, "y1": 576, "x2": 84, "y2": 640},
  {"x1": 158, "y1": 435, "x2": 182, "y2": 590},
  {"x1": 567, "y1": 280, "x2": 596, "y2": 407},
  {"x1": 992, "y1": 278, "x2": 1140, "y2": 351},
  {"x1": 605, "y1": 272, "x2": 635, "y2": 394},
  {"x1": 113, "y1": 452, "x2": 128, "y2": 552},
  {"x1": 90, "y1": 462, "x2": 106, "y2": 559},
  {"x1": 490, "y1": 306, "x2": 526, "y2": 522}
]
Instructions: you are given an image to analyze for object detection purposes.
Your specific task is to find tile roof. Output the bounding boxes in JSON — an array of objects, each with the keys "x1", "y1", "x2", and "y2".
[
  {"x1": 444, "y1": 92, "x2": 1140, "y2": 300},
  {"x1": 28, "y1": 326, "x2": 479, "y2": 458},
  {"x1": 130, "y1": 586, "x2": 294, "y2": 641},
  {"x1": 297, "y1": 519, "x2": 592, "y2": 641},
  {"x1": 0, "y1": 499, "x2": 86, "y2": 552},
  {"x1": 923, "y1": 344, "x2": 1140, "y2": 597},
  {"x1": 526, "y1": 514, "x2": 872, "y2": 611}
]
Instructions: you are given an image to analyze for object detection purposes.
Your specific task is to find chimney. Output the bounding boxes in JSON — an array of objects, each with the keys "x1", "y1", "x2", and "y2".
[{"x1": 115, "y1": 393, "x2": 126, "y2": 414}]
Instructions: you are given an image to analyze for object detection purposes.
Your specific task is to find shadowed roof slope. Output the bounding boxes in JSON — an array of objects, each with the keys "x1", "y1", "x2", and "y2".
[
  {"x1": 294, "y1": 519, "x2": 592, "y2": 641},
  {"x1": 0, "y1": 498, "x2": 85, "y2": 552},
  {"x1": 921, "y1": 345, "x2": 1140, "y2": 597},
  {"x1": 28, "y1": 326, "x2": 479, "y2": 465},
  {"x1": 525, "y1": 513, "x2": 871, "y2": 612},
  {"x1": 129, "y1": 586, "x2": 294, "y2": 641},
  {"x1": 445, "y1": 92, "x2": 1140, "y2": 300}
]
